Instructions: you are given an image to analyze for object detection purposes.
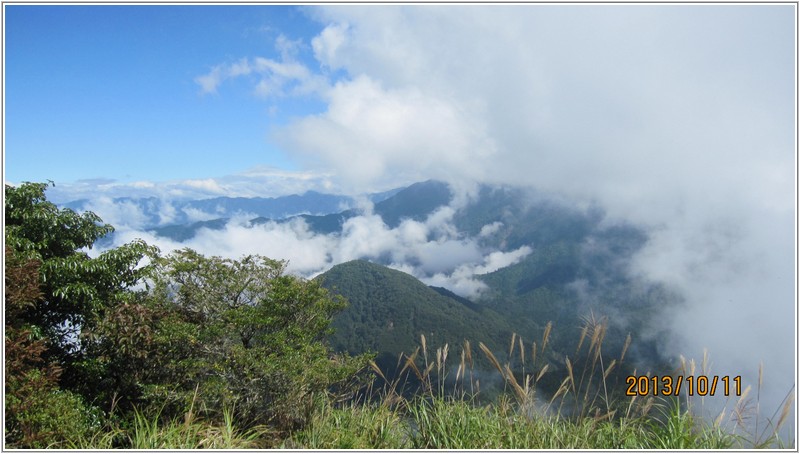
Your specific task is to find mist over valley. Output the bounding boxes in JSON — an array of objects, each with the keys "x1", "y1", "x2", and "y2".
[{"x1": 58, "y1": 177, "x2": 780, "y2": 417}]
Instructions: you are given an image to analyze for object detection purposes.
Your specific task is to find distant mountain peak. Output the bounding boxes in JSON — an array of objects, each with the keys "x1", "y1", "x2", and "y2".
[{"x1": 373, "y1": 180, "x2": 452, "y2": 228}]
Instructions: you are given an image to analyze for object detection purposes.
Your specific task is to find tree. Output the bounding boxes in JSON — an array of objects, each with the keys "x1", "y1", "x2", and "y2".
[
  {"x1": 95, "y1": 248, "x2": 371, "y2": 430},
  {"x1": 4, "y1": 182, "x2": 158, "y2": 415},
  {"x1": 4, "y1": 182, "x2": 370, "y2": 443},
  {"x1": 4, "y1": 245, "x2": 101, "y2": 448}
]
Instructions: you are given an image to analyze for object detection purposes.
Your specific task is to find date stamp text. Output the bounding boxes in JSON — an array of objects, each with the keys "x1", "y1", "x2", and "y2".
[{"x1": 625, "y1": 375, "x2": 742, "y2": 397}]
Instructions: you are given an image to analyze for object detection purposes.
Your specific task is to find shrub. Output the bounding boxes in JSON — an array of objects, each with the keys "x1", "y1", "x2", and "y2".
[
  {"x1": 5, "y1": 372, "x2": 101, "y2": 448},
  {"x1": 95, "y1": 248, "x2": 372, "y2": 432}
]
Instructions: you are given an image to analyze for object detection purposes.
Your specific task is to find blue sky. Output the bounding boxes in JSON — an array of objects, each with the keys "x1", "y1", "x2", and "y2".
[
  {"x1": 5, "y1": 5, "x2": 329, "y2": 184},
  {"x1": 4, "y1": 5, "x2": 794, "y2": 200}
]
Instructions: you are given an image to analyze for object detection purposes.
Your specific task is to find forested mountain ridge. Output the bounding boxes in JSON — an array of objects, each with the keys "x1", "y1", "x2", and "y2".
[
  {"x1": 311, "y1": 181, "x2": 676, "y2": 384},
  {"x1": 316, "y1": 260, "x2": 512, "y2": 374}
]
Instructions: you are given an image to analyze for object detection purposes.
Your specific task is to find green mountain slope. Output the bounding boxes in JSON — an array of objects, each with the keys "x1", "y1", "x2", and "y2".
[{"x1": 316, "y1": 260, "x2": 512, "y2": 373}]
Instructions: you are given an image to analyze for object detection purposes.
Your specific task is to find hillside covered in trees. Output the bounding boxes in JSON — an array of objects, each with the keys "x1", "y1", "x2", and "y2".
[{"x1": 317, "y1": 260, "x2": 513, "y2": 377}]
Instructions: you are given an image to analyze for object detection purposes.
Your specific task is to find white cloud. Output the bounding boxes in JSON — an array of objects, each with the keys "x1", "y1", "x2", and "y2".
[
  {"x1": 96, "y1": 195, "x2": 534, "y2": 301},
  {"x1": 275, "y1": 75, "x2": 496, "y2": 190},
  {"x1": 82, "y1": 197, "x2": 151, "y2": 230},
  {"x1": 311, "y1": 22, "x2": 350, "y2": 69},
  {"x1": 195, "y1": 66, "x2": 224, "y2": 94},
  {"x1": 130, "y1": 180, "x2": 155, "y2": 189},
  {"x1": 286, "y1": 5, "x2": 793, "y2": 210},
  {"x1": 183, "y1": 178, "x2": 226, "y2": 194},
  {"x1": 479, "y1": 222, "x2": 503, "y2": 237},
  {"x1": 423, "y1": 270, "x2": 488, "y2": 299},
  {"x1": 474, "y1": 246, "x2": 533, "y2": 275},
  {"x1": 275, "y1": 34, "x2": 303, "y2": 60},
  {"x1": 156, "y1": 198, "x2": 179, "y2": 225},
  {"x1": 421, "y1": 245, "x2": 533, "y2": 299},
  {"x1": 181, "y1": 206, "x2": 219, "y2": 223},
  {"x1": 194, "y1": 31, "x2": 327, "y2": 99},
  {"x1": 416, "y1": 239, "x2": 483, "y2": 275},
  {"x1": 190, "y1": 217, "x2": 335, "y2": 275},
  {"x1": 335, "y1": 213, "x2": 397, "y2": 263}
]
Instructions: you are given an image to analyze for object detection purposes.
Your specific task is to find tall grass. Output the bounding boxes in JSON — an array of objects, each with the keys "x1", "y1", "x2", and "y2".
[
  {"x1": 675, "y1": 354, "x2": 796, "y2": 449},
  {"x1": 62, "y1": 398, "x2": 274, "y2": 449},
  {"x1": 290, "y1": 315, "x2": 792, "y2": 449},
  {"x1": 281, "y1": 396, "x2": 408, "y2": 449}
]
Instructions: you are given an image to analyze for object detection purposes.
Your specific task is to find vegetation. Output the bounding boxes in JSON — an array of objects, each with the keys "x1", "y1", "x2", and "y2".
[
  {"x1": 4, "y1": 181, "x2": 793, "y2": 449},
  {"x1": 286, "y1": 321, "x2": 792, "y2": 449},
  {"x1": 317, "y1": 259, "x2": 514, "y2": 381},
  {"x1": 5, "y1": 182, "x2": 369, "y2": 448},
  {"x1": 306, "y1": 181, "x2": 679, "y2": 386}
]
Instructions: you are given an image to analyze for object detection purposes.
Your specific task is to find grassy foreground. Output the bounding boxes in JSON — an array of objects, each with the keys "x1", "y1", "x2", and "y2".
[
  {"x1": 285, "y1": 396, "x2": 728, "y2": 449},
  {"x1": 286, "y1": 316, "x2": 792, "y2": 449},
  {"x1": 59, "y1": 394, "x2": 777, "y2": 450},
  {"x1": 62, "y1": 316, "x2": 793, "y2": 450}
]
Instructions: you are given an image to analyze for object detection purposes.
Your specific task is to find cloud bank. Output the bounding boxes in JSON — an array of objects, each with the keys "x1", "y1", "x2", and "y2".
[
  {"x1": 43, "y1": 166, "x2": 341, "y2": 204},
  {"x1": 100, "y1": 201, "x2": 532, "y2": 302},
  {"x1": 278, "y1": 6, "x2": 794, "y2": 429}
]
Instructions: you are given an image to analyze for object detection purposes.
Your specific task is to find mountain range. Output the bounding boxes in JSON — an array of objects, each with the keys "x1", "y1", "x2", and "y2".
[
  {"x1": 62, "y1": 187, "x2": 403, "y2": 234},
  {"x1": 62, "y1": 180, "x2": 678, "y2": 393}
]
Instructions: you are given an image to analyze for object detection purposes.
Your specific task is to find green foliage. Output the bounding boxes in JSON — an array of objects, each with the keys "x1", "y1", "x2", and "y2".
[
  {"x1": 5, "y1": 181, "x2": 112, "y2": 260},
  {"x1": 64, "y1": 404, "x2": 273, "y2": 449},
  {"x1": 3, "y1": 183, "x2": 158, "y2": 447},
  {"x1": 95, "y1": 248, "x2": 372, "y2": 431},
  {"x1": 5, "y1": 382, "x2": 101, "y2": 449},
  {"x1": 288, "y1": 394, "x2": 735, "y2": 449},
  {"x1": 4, "y1": 182, "x2": 158, "y2": 382},
  {"x1": 287, "y1": 326, "x2": 743, "y2": 450},
  {"x1": 4, "y1": 182, "x2": 371, "y2": 443},
  {"x1": 318, "y1": 259, "x2": 642, "y2": 404},
  {"x1": 318, "y1": 260, "x2": 512, "y2": 377},
  {"x1": 648, "y1": 399, "x2": 736, "y2": 449},
  {"x1": 4, "y1": 243, "x2": 98, "y2": 448},
  {"x1": 406, "y1": 397, "x2": 533, "y2": 449},
  {"x1": 123, "y1": 406, "x2": 269, "y2": 449}
]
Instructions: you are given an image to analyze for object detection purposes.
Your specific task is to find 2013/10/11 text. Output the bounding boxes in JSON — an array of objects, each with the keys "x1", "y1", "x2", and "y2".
[{"x1": 625, "y1": 375, "x2": 742, "y2": 397}]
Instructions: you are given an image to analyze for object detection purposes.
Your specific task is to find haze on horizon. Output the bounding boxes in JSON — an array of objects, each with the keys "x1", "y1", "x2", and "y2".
[{"x1": 4, "y1": 3, "x2": 796, "y2": 437}]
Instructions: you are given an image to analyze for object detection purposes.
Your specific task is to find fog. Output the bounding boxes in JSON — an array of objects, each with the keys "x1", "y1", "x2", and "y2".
[
  {"x1": 288, "y1": 5, "x2": 795, "y2": 434},
  {"x1": 101, "y1": 200, "x2": 533, "y2": 301}
]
